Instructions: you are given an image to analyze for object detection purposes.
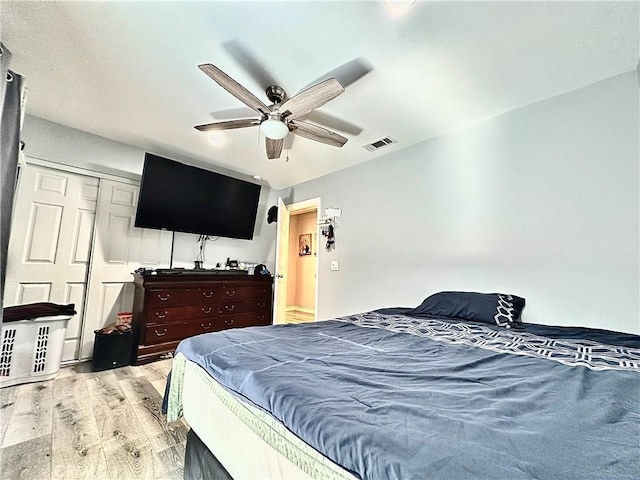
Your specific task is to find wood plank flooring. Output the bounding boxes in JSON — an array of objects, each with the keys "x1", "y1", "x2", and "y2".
[
  {"x1": 285, "y1": 309, "x2": 315, "y2": 324},
  {"x1": 0, "y1": 359, "x2": 187, "y2": 480}
]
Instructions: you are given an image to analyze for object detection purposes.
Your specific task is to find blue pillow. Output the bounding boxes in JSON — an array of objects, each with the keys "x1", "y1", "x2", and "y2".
[{"x1": 413, "y1": 291, "x2": 526, "y2": 328}]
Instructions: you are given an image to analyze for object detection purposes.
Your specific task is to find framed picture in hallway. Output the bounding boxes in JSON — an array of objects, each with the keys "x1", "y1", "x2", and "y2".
[{"x1": 298, "y1": 233, "x2": 312, "y2": 256}]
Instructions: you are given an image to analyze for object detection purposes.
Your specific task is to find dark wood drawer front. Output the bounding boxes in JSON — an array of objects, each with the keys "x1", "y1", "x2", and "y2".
[
  {"x1": 144, "y1": 321, "x2": 189, "y2": 345},
  {"x1": 219, "y1": 312, "x2": 270, "y2": 329},
  {"x1": 146, "y1": 303, "x2": 218, "y2": 324},
  {"x1": 147, "y1": 288, "x2": 216, "y2": 307},
  {"x1": 189, "y1": 319, "x2": 222, "y2": 336},
  {"x1": 220, "y1": 285, "x2": 270, "y2": 300},
  {"x1": 219, "y1": 299, "x2": 269, "y2": 316},
  {"x1": 145, "y1": 305, "x2": 186, "y2": 324}
]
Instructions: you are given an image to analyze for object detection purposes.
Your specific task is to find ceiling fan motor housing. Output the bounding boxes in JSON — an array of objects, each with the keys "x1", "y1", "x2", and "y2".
[{"x1": 265, "y1": 85, "x2": 286, "y2": 105}]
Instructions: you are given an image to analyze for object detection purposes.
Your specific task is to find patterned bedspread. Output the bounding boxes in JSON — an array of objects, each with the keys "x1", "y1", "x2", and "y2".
[{"x1": 170, "y1": 309, "x2": 640, "y2": 479}]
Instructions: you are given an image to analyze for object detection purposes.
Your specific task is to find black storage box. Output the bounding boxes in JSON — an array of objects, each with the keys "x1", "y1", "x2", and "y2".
[{"x1": 92, "y1": 330, "x2": 134, "y2": 371}]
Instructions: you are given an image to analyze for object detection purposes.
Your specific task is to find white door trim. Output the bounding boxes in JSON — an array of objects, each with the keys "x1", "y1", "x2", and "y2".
[
  {"x1": 25, "y1": 156, "x2": 140, "y2": 185},
  {"x1": 274, "y1": 197, "x2": 321, "y2": 324}
]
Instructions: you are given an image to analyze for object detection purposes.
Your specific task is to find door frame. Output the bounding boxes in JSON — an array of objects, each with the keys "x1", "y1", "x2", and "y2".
[
  {"x1": 274, "y1": 197, "x2": 321, "y2": 324},
  {"x1": 26, "y1": 156, "x2": 140, "y2": 185}
]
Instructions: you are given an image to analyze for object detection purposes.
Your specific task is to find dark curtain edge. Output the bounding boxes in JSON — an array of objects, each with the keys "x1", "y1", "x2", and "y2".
[{"x1": 1, "y1": 68, "x2": 23, "y2": 319}]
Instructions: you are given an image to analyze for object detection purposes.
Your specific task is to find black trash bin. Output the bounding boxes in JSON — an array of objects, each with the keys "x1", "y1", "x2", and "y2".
[{"x1": 92, "y1": 330, "x2": 134, "y2": 371}]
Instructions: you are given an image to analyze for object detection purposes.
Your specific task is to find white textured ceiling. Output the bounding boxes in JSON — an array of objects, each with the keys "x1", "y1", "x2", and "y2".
[{"x1": 2, "y1": 1, "x2": 638, "y2": 189}]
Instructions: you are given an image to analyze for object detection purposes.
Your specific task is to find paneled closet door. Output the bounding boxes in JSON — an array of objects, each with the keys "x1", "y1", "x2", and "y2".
[
  {"x1": 3, "y1": 164, "x2": 99, "y2": 361},
  {"x1": 80, "y1": 179, "x2": 172, "y2": 360}
]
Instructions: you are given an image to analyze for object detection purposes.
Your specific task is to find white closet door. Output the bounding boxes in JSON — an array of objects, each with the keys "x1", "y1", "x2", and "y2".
[
  {"x1": 80, "y1": 179, "x2": 172, "y2": 360},
  {"x1": 3, "y1": 164, "x2": 99, "y2": 361}
]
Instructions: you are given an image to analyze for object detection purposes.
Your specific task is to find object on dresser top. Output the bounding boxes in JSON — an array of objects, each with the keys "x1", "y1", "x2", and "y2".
[{"x1": 154, "y1": 268, "x2": 248, "y2": 275}]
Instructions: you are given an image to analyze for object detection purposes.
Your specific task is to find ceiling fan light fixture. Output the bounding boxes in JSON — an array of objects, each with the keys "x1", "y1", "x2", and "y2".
[{"x1": 260, "y1": 116, "x2": 289, "y2": 140}]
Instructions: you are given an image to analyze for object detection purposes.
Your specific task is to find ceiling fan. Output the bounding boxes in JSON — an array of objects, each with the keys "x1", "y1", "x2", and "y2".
[{"x1": 194, "y1": 64, "x2": 350, "y2": 159}]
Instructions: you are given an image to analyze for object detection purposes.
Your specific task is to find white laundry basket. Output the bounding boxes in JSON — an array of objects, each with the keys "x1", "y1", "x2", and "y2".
[{"x1": 0, "y1": 315, "x2": 72, "y2": 387}]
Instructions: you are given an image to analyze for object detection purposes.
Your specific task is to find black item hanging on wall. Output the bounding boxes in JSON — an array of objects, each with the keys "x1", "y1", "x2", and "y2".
[
  {"x1": 267, "y1": 205, "x2": 278, "y2": 224},
  {"x1": 323, "y1": 224, "x2": 335, "y2": 251}
]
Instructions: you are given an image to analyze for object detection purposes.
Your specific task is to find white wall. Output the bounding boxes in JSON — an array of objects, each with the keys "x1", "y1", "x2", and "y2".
[
  {"x1": 20, "y1": 115, "x2": 277, "y2": 266},
  {"x1": 287, "y1": 72, "x2": 639, "y2": 334}
]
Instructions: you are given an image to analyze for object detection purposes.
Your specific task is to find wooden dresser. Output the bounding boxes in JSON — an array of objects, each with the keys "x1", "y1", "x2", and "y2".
[{"x1": 132, "y1": 271, "x2": 273, "y2": 364}]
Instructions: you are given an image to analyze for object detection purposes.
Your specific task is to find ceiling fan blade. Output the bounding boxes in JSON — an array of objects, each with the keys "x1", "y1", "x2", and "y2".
[
  {"x1": 265, "y1": 138, "x2": 284, "y2": 159},
  {"x1": 278, "y1": 78, "x2": 344, "y2": 120},
  {"x1": 289, "y1": 120, "x2": 348, "y2": 147},
  {"x1": 303, "y1": 110, "x2": 363, "y2": 135},
  {"x1": 194, "y1": 118, "x2": 261, "y2": 132},
  {"x1": 199, "y1": 64, "x2": 270, "y2": 115},
  {"x1": 208, "y1": 107, "x2": 256, "y2": 120},
  {"x1": 222, "y1": 40, "x2": 282, "y2": 92},
  {"x1": 299, "y1": 58, "x2": 373, "y2": 91}
]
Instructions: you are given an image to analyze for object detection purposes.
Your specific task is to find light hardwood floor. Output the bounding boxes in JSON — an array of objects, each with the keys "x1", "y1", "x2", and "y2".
[
  {"x1": 285, "y1": 309, "x2": 315, "y2": 324},
  {"x1": 0, "y1": 359, "x2": 187, "y2": 480}
]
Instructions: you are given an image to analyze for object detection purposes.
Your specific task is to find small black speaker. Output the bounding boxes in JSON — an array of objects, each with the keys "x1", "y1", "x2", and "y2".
[{"x1": 92, "y1": 330, "x2": 134, "y2": 371}]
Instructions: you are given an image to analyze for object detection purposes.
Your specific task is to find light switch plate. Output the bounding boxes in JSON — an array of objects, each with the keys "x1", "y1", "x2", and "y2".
[{"x1": 330, "y1": 260, "x2": 339, "y2": 271}]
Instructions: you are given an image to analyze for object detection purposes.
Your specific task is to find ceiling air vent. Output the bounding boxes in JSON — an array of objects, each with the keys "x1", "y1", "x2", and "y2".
[{"x1": 362, "y1": 136, "x2": 397, "y2": 152}]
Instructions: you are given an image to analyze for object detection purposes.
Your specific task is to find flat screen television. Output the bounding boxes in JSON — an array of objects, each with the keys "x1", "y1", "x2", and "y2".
[{"x1": 134, "y1": 153, "x2": 261, "y2": 240}]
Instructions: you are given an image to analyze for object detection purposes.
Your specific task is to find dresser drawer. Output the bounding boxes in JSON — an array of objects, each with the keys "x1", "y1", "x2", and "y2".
[
  {"x1": 146, "y1": 303, "x2": 218, "y2": 324},
  {"x1": 219, "y1": 312, "x2": 271, "y2": 329},
  {"x1": 143, "y1": 321, "x2": 190, "y2": 345},
  {"x1": 188, "y1": 319, "x2": 222, "y2": 336},
  {"x1": 220, "y1": 285, "x2": 270, "y2": 300},
  {"x1": 147, "y1": 287, "x2": 217, "y2": 307},
  {"x1": 219, "y1": 299, "x2": 269, "y2": 316}
]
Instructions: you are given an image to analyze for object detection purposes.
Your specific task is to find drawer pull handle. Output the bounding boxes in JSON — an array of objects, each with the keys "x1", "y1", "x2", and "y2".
[
  {"x1": 257, "y1": 302, "x2": 266, "y2": 308},
  {"x1": 257, "y1": 315, "x2": 265, "y2": 321},
  {"x1": 224, "y1": 319, "x2": 234, "y2": 326},
  {"x1": 225, "y1": 290, "x2": 236, "y2": 297},
  {"x1": 157, "y1": 293, "x2": 170, "y2": 301},
  {"x1": 155, "y1": 311, "x2": 168, "y2": 319},
  {"x1": 225, "y1": 304, "x2": 235, "y2": 311},
  {"x1": 202, "y1": 291, "x2": 214, "y2": 298},
  {"x1": 201, "y1": 307, "x2": 212, "y2": 314},
  {"x1": 201, "y1": 322, "x2": 212, "y2": 330},
  {"x1": 258, "y1": 289, "x2": 266, "y2": 294},
  {"x1": 154, "y1": 328, "x2": 168, "y2": 337}
]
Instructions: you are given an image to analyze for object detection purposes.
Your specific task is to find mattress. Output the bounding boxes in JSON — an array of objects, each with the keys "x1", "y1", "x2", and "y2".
[
  {"x1": 172, "y1": 353, "x2": 356, "y2": 480},
  {"x1": 168, "y1": 308, "x2": 640, "y2": 479}
]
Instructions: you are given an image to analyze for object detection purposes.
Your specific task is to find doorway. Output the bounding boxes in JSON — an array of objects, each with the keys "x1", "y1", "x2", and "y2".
[{"x1": 274, "y1": 197, "x2": 320, "y2": 325}]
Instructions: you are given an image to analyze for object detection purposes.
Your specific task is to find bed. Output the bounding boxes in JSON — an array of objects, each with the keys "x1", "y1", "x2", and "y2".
[{"x1": 166, "y1": 292, "x2": 640, "y2": 479}]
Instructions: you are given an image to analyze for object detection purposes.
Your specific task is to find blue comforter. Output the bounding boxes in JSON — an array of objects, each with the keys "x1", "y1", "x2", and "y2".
[{"x1": 176, "y1": 309, "x2": 640, "y2": 479}]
